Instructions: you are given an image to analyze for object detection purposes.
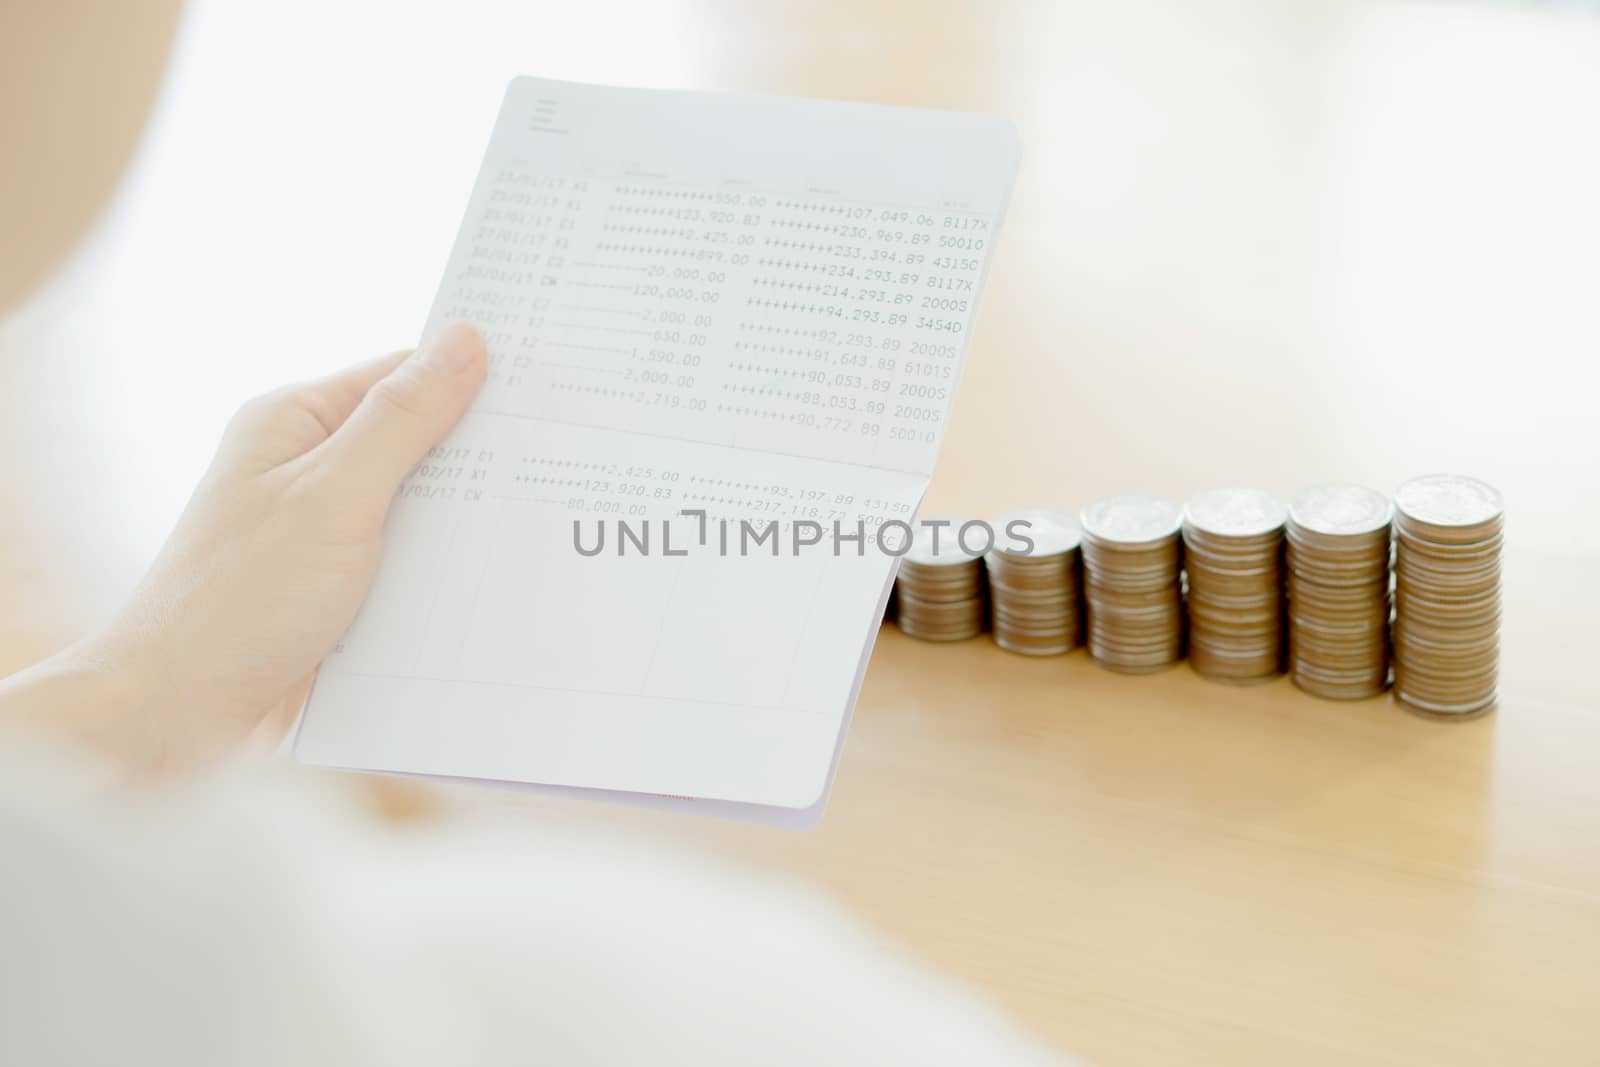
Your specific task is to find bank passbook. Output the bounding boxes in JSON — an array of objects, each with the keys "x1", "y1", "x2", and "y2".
[{"x1": 295, "y1": 77, "x2": 1020, "y2": 827}]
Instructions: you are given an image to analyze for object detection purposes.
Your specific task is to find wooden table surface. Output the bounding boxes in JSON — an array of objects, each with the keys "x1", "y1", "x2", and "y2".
[{"x1": 3, "y1": 1, "x2": 1598, "y2": 1063}]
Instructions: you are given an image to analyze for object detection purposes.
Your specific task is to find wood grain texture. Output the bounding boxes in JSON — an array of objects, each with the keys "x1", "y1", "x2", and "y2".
[{"x1": 2, "y1": 0, "x2": 1597, "y2": 1063}]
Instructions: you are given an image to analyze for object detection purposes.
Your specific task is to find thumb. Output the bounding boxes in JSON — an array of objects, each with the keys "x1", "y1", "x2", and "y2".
[{"x1": 319, "y1": 322, "x2": 487, "y2": 500}]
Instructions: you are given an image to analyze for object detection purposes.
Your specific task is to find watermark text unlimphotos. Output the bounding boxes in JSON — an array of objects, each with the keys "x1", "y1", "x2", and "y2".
[{"x1": 572, "y1": 510, "x2": 1038, "y2": 558}]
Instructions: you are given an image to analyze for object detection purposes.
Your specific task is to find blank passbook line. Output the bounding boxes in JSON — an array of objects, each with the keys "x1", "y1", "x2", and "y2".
[
  {"x1": 331, "y1": 672, "x2": 796, "y2": 712},
  {"x1": 472, "y1": 407, "x2": 936, "y2": 476}
]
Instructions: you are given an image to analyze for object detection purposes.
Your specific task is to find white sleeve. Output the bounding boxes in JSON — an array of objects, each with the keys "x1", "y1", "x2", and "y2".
[{"x1": 0, "y1": 734, "x2": 1081, "y2": 1067}]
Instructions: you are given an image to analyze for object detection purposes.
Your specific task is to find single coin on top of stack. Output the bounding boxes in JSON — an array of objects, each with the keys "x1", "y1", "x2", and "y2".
[
  {"x1": 985, "y1": 508, "x2": 1083, "y2": 656},
  {"x1": 1182, "y1": 488, "x2": 1287, "y2": 684},
  {"x1": 1285, "y1": 485, "x2": 1393, "y2": 700},
  {"x1": 1080, "y1": 495, "x2": 1185, "y2": 673},
  {"x1": 894, "y1": 518, "x2": 987, "y2": 642},
  {"x1": 1392, "y1": 475, "x2": 1504, "y2": 718}
]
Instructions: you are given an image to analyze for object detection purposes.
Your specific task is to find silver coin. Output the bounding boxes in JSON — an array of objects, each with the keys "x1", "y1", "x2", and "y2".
[
  {"x1": 1079, "y1": 494, "x2": 1182, "y2": 545},
  {"x1": 1288, "y1": 484, "x2": 1393, "y2": 537},
  {"x1": 989, "y1": 508, "x2": 1083, "y2": 557},
  {"x1": 1394, "y1": 474, "x2": 1504, "y2": 529},
  {"x1": 1183, "y1": 487, "x2": 1288, "y2": 539},
  {"x1": 901, "y1": 516, "x2": 985, "y2": 566}
]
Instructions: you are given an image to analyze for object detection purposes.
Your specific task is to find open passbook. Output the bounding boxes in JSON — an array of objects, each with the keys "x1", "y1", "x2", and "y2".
[{"x1": 295, "y1": 77, "x2": 1020, "y2": 827}]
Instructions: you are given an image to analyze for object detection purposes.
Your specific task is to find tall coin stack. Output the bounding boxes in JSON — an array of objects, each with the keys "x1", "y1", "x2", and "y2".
[
  {"x1": 894, "y1": 519, "x2": 987, "y2": 642},
  {"x1": 1181, "y1": 488, "x2": 1287, "y2": 683},
  {"x1": 1285, "y1": 485, "x2": 1393, "y2": 700},
  {"x1": 1391, "y1": 475, "x2": 1504, "y2": 717},
  {"x1": 1080, "y1": 495, "x2": 1185, "y2": 673},
  {"x1": 985, "y1": 509, "x2": 1083, "y2": 656}
]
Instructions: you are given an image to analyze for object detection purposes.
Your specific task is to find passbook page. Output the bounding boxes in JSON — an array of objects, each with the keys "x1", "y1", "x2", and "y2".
[{"x1": 295, "y1": 77, "x2": 1020, "y2": 821}]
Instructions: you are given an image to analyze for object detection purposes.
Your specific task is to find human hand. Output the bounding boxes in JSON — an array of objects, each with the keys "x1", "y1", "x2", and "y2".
[{"x1": 58, "y1": 323, "x2": 487, "y2": 767}]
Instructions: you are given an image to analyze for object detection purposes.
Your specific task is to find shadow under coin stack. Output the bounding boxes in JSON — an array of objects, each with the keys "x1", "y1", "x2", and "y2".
[
  {"x1": 1080, "y1": 495, "x2": 1185, "y2": 673},
  {"x1": 1391, "y1": 475, "x2": 1504, "y2": 718},
  {"x1": 985, "y1": 509, "x2": 1083, "y2": 656},
  {"x1": 894, "y1": 520, "x2": 987, "y2": 642},
  {"x1": 1285, "y1": 485, "x2": 1393, "y2": 700},
  {"x1": 1181, "y1": 488, "x2": 1287, "y2": 683}
]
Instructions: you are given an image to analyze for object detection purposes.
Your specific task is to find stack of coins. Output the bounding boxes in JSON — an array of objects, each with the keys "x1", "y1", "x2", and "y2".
[
  {"x1": 894, "y1": 519, "x2": 987, "y2": 642},
  {"x1": 1391, "y1": 475, "x2": 1504, "y2": 717},
  {"x1": 1182, "y1": 488, "x2": 1287, "y2": 683},
  {"x1": 1285, "y1": 485, "x2": 1393, "y2": 700},
  {"x1": 985, "y1": 508, "x2": 1083, "y2": 656},
  {"x1": 1080, "y1": 495, "x2": 1185, "y2": 673}
]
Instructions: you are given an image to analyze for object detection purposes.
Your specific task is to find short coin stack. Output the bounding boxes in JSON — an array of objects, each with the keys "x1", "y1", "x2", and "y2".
[
  {"x1": 1181, "y1": 488, "x2": 1287, "y2": 683},
  {"x1": 1391, "y1": 475, "x2": 1504, "y2": 717},
  {"x1": 1080, "y1": 495, "x2": 1185, "y2": 673},
  {"x1": 1285, "y1": 485, "x2": 1393, "y2": 700},
  {"x1": 985, "y1": 508, "x2": 1083, "y2": 656},
  {"x1": 894, "y1": 519, "x2": 987, "y2": 642}
]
